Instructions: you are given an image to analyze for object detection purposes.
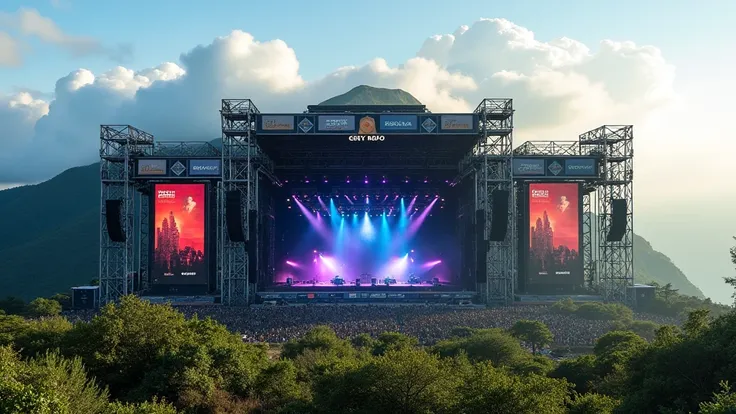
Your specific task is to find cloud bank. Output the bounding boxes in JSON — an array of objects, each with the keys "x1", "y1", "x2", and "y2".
[{"x1": 0, "y1": 18, "x2": 676, "y2": 183}]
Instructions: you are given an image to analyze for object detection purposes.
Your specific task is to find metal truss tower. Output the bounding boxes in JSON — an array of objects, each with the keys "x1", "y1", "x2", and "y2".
[
  {"x1": 99, "y1": 125, "x2": 154, "y2": 304},
  {"x1": 467, "y1": 99, "x2": 515, "y2": 304},
  {"x1": 579, "y1": 126, "x2": 634, "y2": 303},
  {"x1": 220, "y1": 99, "x2": 260, "y2": 306}
]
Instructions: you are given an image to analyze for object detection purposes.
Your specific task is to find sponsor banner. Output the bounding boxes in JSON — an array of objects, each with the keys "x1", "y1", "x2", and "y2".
[
  {"x1": 527, "y1": 183, "x2": 583, "y2": 285},
  {"x1": 513, "y1": 159, "x2": 546, "y2": 176},
  {"x1": 546, "y1": 159, "x2": 564, "y2": 176},
  {"x1": 317, "y1": 115, "x2": 356, "y2": 132},
  {"x1": 169, "y1": 160, "x2": 187, "y2": 177},
  {"x1": 420, "y1": 116, "x2": 438, "y2": 133},
  {"x1": 357, "y1": 115, "x2": 377, "y2": 134},
  {"x1": 189, "y1": 159, "x2": 221, "y2": 176},
  {"x1": 440, "y1": 114, "x2": 474, "y2": 131},
  {"x1": 152, "y1": 183, "x2": 208, "y2": 286},
  {"x1": 137, "y1": 159, "x2": 167, "y2": 176},
  {"x1": 379, "y1": 114, "x2": 418, "y2": 132},
  {"x1": 565, "y1": 158, "x2": 597, "y2": 176},
  {"x1": 260, "y1": 115, "x2": 295, "y2": 131}
]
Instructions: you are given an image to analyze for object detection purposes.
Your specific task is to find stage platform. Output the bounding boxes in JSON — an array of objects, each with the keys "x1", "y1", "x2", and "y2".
[
  {"x1": 267, "y1": 281, "x2": 453, "y2": 290},
  {"x1": 257, "y1": 287, "x2": 475, "y2": 304}
]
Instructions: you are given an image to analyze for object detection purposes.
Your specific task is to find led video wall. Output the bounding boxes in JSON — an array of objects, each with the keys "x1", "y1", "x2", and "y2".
[
  {"x1": 526, "y1": 182, "x2": 583, "y2": 285},
  {"x1": 151, "y1": 183, "x2": 208, "y2": 286}
]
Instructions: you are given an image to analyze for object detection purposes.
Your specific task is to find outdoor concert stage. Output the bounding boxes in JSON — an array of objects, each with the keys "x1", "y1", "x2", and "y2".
[{"x1": 98, "y1": 99, "x2": 634, "y2": 307}]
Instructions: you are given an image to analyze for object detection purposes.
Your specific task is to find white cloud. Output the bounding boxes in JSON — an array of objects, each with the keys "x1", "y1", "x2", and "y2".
[
  {"x1": 0, "y1": 9, "x2": 131, "y2": 64},
  {"x1": 0, "y1": 31, "x2": 22, "y2": 66}
]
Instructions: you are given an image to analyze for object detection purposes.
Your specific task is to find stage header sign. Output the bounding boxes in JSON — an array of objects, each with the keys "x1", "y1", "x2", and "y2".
[
  {"x1": 261, "y1": 115, "x2": 295, "y2": 132},
  {"x1": 513, "y1": 157, "x2": 599, "y2": 179},
  {"x1": 135, "y1": 159, "x2": 222, "y2": 179},
  {"x1": 255, "y1": 113, "x2": 479, "y2": 135}
]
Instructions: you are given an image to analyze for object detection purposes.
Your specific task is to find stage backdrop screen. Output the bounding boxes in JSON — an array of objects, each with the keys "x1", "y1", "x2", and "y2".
[
  {"x1": 527, "y1": 183, "x2": 582, "y2": 285},
  {"x1": 152, "y1": 183, "x2": 208, "y2": 285}
]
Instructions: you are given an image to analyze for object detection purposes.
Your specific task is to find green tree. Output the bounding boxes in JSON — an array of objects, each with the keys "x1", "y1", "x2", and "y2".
[
  {"x1": 575, "y1": 302, "x2": 633, "y2": 321},
  {"x1": 611, "y1": 320, "x2": 659, "y2": 342},
  {"x1": 509, "y1": 320, "x2": 554, "y2": 354},
  {"x1": 350, "y1": 333, "x2": 376, "y2": 349},
  {"x1": 661, "y1": 283, "x2": 679, "y2": 302},
  {"x1": 0, "y1": 346, "x2": 109, "y2": 414},
  {"x1": 567, "y1": 393, "x2": 619, "y2": 414},
  {"x1": 49, "y1": 294, "x2": 71, "y2": 310},
  {"x1": 433, "y1": 328, "x2": 530, "y2": 368},
  {"x1": 313, "y1": 347, "x2": 462, "y2": 413},
  {"x1": 682, "y1": 308, "x2": 711, "y2": 337},
  {"x1": 371, "y1": 331, "x2": 418, "y2": 355},
  {"x1": 61, "y1": 295, "x2": 270, "y2": 409},
  {"x1": 106, "y1": 398, "x2": 178, "y2": 414},
  {"x1": 698, "y1": 381, "x2": 736, "y2": 414},
  {"x1": 27, "y1": 298, "x2": 62, "y2": 318},
  {"x1": 457, "y1": 361, "x2": 570, "y2": 414},
  {"x1": 549, "y1": 354, "x2": 597, "y2": 394},
  {"x1": 0, "y1": 296, "x2": 26, "y2": 315},
  {"x1": 282, "y1": 325, "x2": 353, "y2": 359},
  {"x1": 652, "y1": 324, "x2": 681, "y2": 347},
  {"x1": 551, "y1": 298, "x2": 578, "y2": 314},
  {"x1": 723, "y1": 237, "x2": 736, "y2": 305}
]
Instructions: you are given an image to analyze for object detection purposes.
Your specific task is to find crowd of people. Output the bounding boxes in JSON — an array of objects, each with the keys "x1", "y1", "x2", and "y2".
[{"x1": 64, "y1": 303, "x2": 679, "y2": 346}]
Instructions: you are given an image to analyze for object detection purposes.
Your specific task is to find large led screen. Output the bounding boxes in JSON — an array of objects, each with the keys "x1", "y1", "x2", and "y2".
[
  {"x1": 527, "y1": 183, "x2": 582, "y2": 285},
  {"x1": 152, "y1": 183, "x2": 208, "y2": 285}
]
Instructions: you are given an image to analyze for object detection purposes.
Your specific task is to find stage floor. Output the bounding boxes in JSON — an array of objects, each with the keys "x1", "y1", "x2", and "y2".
[{"x1": 265, "y1": 281, "x2": 460, "y2": 291}]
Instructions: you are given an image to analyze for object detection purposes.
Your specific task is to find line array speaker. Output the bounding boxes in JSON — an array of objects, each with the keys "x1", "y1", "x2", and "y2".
[
  {"x1": 104, "y1": 200, "x2": 126, "y2": 242},
  {"x1": 248, "y1": 210, "x2": 258, "y2": 283},
  {"x1": 475, "y1": 210, "x2": 487, "y2": 283},
  {"x1": 489, "y1": 190, "x2": 510, "y2": 241},
  {"x1": 607, "y1": 199, "x2": 627, "y2": 242},
  {"x1": 225, "y1": 191, "x2": 246, "y2": 242}
]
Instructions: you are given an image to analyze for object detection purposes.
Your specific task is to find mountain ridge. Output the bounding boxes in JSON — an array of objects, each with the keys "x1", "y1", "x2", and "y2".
[{"x1": 0, "y1": 86, "x2": 705, "y2": 299}]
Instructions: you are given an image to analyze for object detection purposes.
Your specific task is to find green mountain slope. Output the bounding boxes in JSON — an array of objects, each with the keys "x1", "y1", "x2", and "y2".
[
  {"x1": 0, "y1": 87, "x2": 704, "y2": 299},
  {"x1": 634, "y1": 234, "x2": 703, "y2": 297},
  {"x1": 319, "y1": 85, "x2": 422, "y2": 106}
]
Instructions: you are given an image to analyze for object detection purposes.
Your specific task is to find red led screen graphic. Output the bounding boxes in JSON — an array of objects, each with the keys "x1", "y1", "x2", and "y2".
[
  {"x1": 152, "y1": 183, "x2": 208, "y2": 285},
  {"x1": 527, "y1": 183, "x2": 582, "y2": 285}
]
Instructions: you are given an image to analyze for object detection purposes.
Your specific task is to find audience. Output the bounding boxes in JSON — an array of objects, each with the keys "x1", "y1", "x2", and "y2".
[{"x1": 64, "y1": 303, "x2": 679, "y2": 346}]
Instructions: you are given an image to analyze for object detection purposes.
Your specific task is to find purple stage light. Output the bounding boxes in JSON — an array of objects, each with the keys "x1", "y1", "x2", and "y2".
[
  {"x1": 364, "y1": 179, "x2": 368, "y2": 184},
  {"x1": 305, "y1": 180, "x2": 310, "y2": 183},
  {"x1": 382, "y1": 179, "x2": 386, "y2": 184},
  {"x1": 286, "y1": 260, "x2": 299, "y2": 267},
  {"x1": 423, "y1": 180, "x2": 428, "y2": 183}
]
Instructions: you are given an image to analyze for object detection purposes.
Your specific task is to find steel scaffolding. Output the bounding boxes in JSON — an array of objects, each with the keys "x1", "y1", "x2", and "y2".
[
  {"x1": 220, "y1": 99, "x2": 260, "y2": 305},
  {"x1": 458, "y1": 99, "x2": 515, "y2": 304},
  {"x1": 99, "y1": 125, "x2": 154, "y2": 304},
  {"x1": 580, "y1": 125, "x2": 635, "y2": 303}
]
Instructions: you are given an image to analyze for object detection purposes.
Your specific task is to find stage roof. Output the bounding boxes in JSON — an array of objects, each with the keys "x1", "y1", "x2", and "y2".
[{"x1": 251, "y1": 111, "x2": 481, "y2": 180}]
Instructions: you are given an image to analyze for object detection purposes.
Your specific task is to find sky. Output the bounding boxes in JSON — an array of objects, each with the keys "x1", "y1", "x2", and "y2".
[{"x1": 0, "y1": 0, "x2": 735, "y2": 302}]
